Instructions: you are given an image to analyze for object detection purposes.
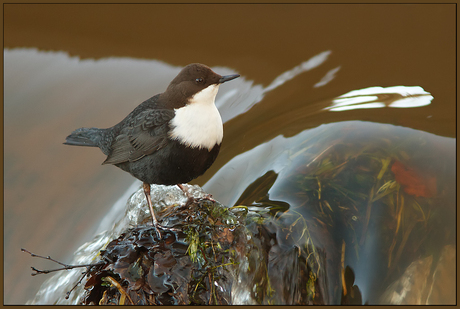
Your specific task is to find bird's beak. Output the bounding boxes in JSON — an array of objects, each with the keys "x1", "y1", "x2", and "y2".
[{"x1": 219, "y1": 74, "x2": 240, "y2": 84}]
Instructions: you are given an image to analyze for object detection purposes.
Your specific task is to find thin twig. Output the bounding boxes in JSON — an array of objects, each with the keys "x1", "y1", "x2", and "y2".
[
  {"x1": 21, "y1": 248, "x2": 104, "y2": 276},
  {"x1": 65, "y1": 272, "x2": 89, "y2": 300},
  {"x1": 22, "y1": 248, "x2": 70, "y2": 268},
  {"x1": 22, "y1": 248, "x2": 106, "y2": 300}
]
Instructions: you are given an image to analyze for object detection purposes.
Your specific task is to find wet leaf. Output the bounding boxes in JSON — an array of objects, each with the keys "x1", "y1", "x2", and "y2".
[{"x1": 391, "y1": 160, "x2": 437, "y2": 198}]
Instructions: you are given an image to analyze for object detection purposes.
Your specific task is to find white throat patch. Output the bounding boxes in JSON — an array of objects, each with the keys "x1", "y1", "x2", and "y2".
[{"x1": 169, "y1": 84, "x2": 223, "y2": 150}]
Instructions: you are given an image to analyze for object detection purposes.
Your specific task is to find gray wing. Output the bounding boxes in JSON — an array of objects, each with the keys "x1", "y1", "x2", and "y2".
[{"x1": 102, "y1": 109, "x2": 175, "y2": 165}]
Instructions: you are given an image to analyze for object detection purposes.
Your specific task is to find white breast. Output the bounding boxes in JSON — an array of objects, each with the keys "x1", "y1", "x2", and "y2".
[{"x1": 169, "y1": 84, "x2": 223, "y2": 150}]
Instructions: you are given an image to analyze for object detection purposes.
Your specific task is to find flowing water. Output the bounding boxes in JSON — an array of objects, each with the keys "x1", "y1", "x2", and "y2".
[{"x1": 4, "y1": 3, "x2": 455, "y2": 304}]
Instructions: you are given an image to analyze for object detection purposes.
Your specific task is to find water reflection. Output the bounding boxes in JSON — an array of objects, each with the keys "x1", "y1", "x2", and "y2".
[
  {"x1": 327, "y1": 86, "x2": 433, "y2": 111},
  {"x1": 205, "y1": 121, "x2": 455, "y2": 304},
  {"x1": 314, "y1": 66, "x2": 341, "y2": 88},
  {"x1": 216, "y1": 50, "x2": 333, "y2": 122}
]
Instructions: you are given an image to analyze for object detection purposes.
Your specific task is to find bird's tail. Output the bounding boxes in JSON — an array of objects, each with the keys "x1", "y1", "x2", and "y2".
[{"x1": 64, "y1": 127, "x2": 104, "y2": 148}]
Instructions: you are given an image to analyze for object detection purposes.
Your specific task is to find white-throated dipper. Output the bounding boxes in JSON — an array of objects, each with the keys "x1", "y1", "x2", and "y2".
[{"x1": 64, "y1": 63, "x2": 239, "y2": 236}]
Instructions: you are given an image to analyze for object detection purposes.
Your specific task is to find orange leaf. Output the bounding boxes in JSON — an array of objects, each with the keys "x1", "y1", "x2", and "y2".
[{"x1": 391, "y1": 160, "x2": 437, "y2": 198}]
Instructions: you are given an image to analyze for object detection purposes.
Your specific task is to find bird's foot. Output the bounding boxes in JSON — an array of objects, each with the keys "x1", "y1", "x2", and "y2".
[
  {"x1": 177, "y1": 184, "x2": 196, "y2": 205},
  {"x1": 152, "y1": 222, "x2": 180, "y2": 240},
  {"x1": 203, "y1": 193, "x2": 216, "y2": 203},
  {"x1": 177, "y1": 184, "x2": 216, "y2": 203}
]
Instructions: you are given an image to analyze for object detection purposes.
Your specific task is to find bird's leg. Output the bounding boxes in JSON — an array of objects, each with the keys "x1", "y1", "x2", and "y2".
[
  {"x1": 177, "y1": 184, "x2": 216, "y2": 202},
  {"x1": 143, "y1": 183, "x2": 162, "y2": 238},
  {"x1": 143, "y1": 183, "x2": 181, "y2": 238}
]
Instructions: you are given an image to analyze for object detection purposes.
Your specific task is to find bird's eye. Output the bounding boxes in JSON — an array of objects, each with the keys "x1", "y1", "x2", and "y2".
[{"x1": 195, "y1": 78, "x2": 204, "y2": 84}]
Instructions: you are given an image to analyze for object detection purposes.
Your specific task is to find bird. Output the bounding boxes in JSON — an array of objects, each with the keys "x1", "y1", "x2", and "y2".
[{"x1": 64, "y1": 63, "x2": 240, "y2": 237}]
